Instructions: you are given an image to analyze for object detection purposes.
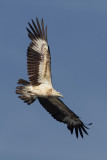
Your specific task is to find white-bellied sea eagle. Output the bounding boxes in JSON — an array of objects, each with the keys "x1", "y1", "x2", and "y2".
[{"x1": 16, "y1": 18, "x2": 92, "y2": 138}]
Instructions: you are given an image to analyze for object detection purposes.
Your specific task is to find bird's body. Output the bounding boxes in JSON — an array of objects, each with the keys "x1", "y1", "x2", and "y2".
[
  {"x1": 16, "y1": 18, "x2": 91, "y2": 138},
  {"x1": 23, "y1": 83, "x2": 62, "y2": 97}
]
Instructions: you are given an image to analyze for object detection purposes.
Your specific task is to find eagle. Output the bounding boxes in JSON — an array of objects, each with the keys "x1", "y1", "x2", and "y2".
[{"x1": 16, "y1": 18, "x2": 91, "y2": 138}]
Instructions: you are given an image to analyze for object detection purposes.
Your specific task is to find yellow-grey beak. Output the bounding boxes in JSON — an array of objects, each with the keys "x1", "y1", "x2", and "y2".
[{"x1": 58, "y1": 92, "x2": 64, "y2": 98}]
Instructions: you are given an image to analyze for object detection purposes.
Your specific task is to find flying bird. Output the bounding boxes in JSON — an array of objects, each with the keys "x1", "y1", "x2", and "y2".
[{"x1": 16, "y1": 18, "x2": 91, "y2": 138}]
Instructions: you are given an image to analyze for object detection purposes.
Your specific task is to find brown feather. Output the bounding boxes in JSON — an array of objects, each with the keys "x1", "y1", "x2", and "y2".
[
  {"x1": 45, "y1": 25, "x2": 47, "y2": 41},
  {"x1": 41, "y1": 18, "x2": 45, "y2": 39},
  {"x1": 28, "y1": 22, "x2": 37, "y2": 35},
  {"x1": 36, "y1": 17, "x2": 42, "y2": 35},
  {"x1": 32, "y1": 19, "x2": 40, "y2": 35}
]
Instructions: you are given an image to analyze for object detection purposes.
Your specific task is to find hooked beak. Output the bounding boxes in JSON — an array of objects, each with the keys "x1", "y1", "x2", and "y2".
[
  {"x1": 59, "y1": 92, "x2": 64, "y2": 98},
  {"x1": 60, "y1": 94, "x2": 64, "y2": 98}
]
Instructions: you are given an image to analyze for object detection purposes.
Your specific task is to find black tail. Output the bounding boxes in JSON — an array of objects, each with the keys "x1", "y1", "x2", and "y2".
[{"x1": 16, "y1": 79, "x2": 37, "y2": 105}]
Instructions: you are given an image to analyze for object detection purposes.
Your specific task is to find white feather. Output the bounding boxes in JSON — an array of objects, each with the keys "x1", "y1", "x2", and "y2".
[{"x1": 32, "y1": 38, "x2": 48, "y2": 54}]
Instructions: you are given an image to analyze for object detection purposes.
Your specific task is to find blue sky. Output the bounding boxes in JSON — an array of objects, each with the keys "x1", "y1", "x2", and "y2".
[{"x1": 0, "y1": 0, "x2": 107, "y2": 159}]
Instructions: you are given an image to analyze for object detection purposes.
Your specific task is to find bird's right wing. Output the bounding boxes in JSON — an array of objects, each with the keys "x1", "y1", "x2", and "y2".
[{"x1": 38, "y1": 97, "x2": 92, "y2": 138}]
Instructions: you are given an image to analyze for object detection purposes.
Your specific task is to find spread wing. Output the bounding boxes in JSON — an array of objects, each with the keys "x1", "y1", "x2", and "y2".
[
  {"x1": 38, "y1": 97, "x2": 92, "y2": 138},
  {"x1": 26, "y1": 18, "x2": 52, "y2": 85}
]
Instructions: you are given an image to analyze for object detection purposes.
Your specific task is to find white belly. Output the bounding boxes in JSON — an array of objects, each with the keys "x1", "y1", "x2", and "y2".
[{"x1": 26, "y1": 84, "x2": 54, "y2": 97}]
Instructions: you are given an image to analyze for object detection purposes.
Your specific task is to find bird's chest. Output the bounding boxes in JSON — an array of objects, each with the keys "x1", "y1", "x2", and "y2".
[{"x1": 33, "y1": 84, "x2": 53, "y2": 97}]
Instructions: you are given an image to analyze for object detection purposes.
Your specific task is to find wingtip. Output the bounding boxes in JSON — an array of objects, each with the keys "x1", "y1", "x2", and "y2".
[
  {"x1": 36, "y1": 17, "x2": 38, "y2": 22},
  {"x1": 26, "y1": 27, "x2": 29, "y2": 31},
  {"x1": 28, "y1": 22, "x2": 31, "y2": 26},
  {"x1": 88, "y1": 122, "x2": 92, "y2": 125},
  {"x1": 75, "y1": 127, "x2": 78, "y2": 138},
  {"x1": 31, "y1": 19, "x2": 34, "y2": 23},
  {"x1": 67, "y1": 122, "x2": 91, "y2": 139},
  {"x1": 41, "y1": 17, "x2": 43, "y2": 22}
]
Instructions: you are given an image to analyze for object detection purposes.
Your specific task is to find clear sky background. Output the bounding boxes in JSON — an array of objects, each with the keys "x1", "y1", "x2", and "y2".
[{"x1": 0, "y1": 0, "x2": 107, "y2": 159}]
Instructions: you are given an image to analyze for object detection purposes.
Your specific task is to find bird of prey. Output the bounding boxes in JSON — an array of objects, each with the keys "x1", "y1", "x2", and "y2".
[{"x1": 16, "y1": 18, "x2": 91, "y2": 138}]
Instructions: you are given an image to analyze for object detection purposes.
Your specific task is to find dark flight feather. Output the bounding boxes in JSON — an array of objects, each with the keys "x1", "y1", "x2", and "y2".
[{"x1": 38, "y1": 97, "x2": 91, "y2": 138}]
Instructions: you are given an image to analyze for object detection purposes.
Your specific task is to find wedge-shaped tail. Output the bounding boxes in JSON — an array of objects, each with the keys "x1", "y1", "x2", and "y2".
[{"x1": 16, "y1": 79, "x2": 37, "y2": 105}]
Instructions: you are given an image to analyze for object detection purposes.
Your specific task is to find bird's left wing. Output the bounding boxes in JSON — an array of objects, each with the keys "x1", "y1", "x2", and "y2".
[
  {"x1": 26, "y1": 18, "x2": 52, "y2": 86},
  {"x1": 38, "y1": 97, "x2": 91, "y2": 138}
]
